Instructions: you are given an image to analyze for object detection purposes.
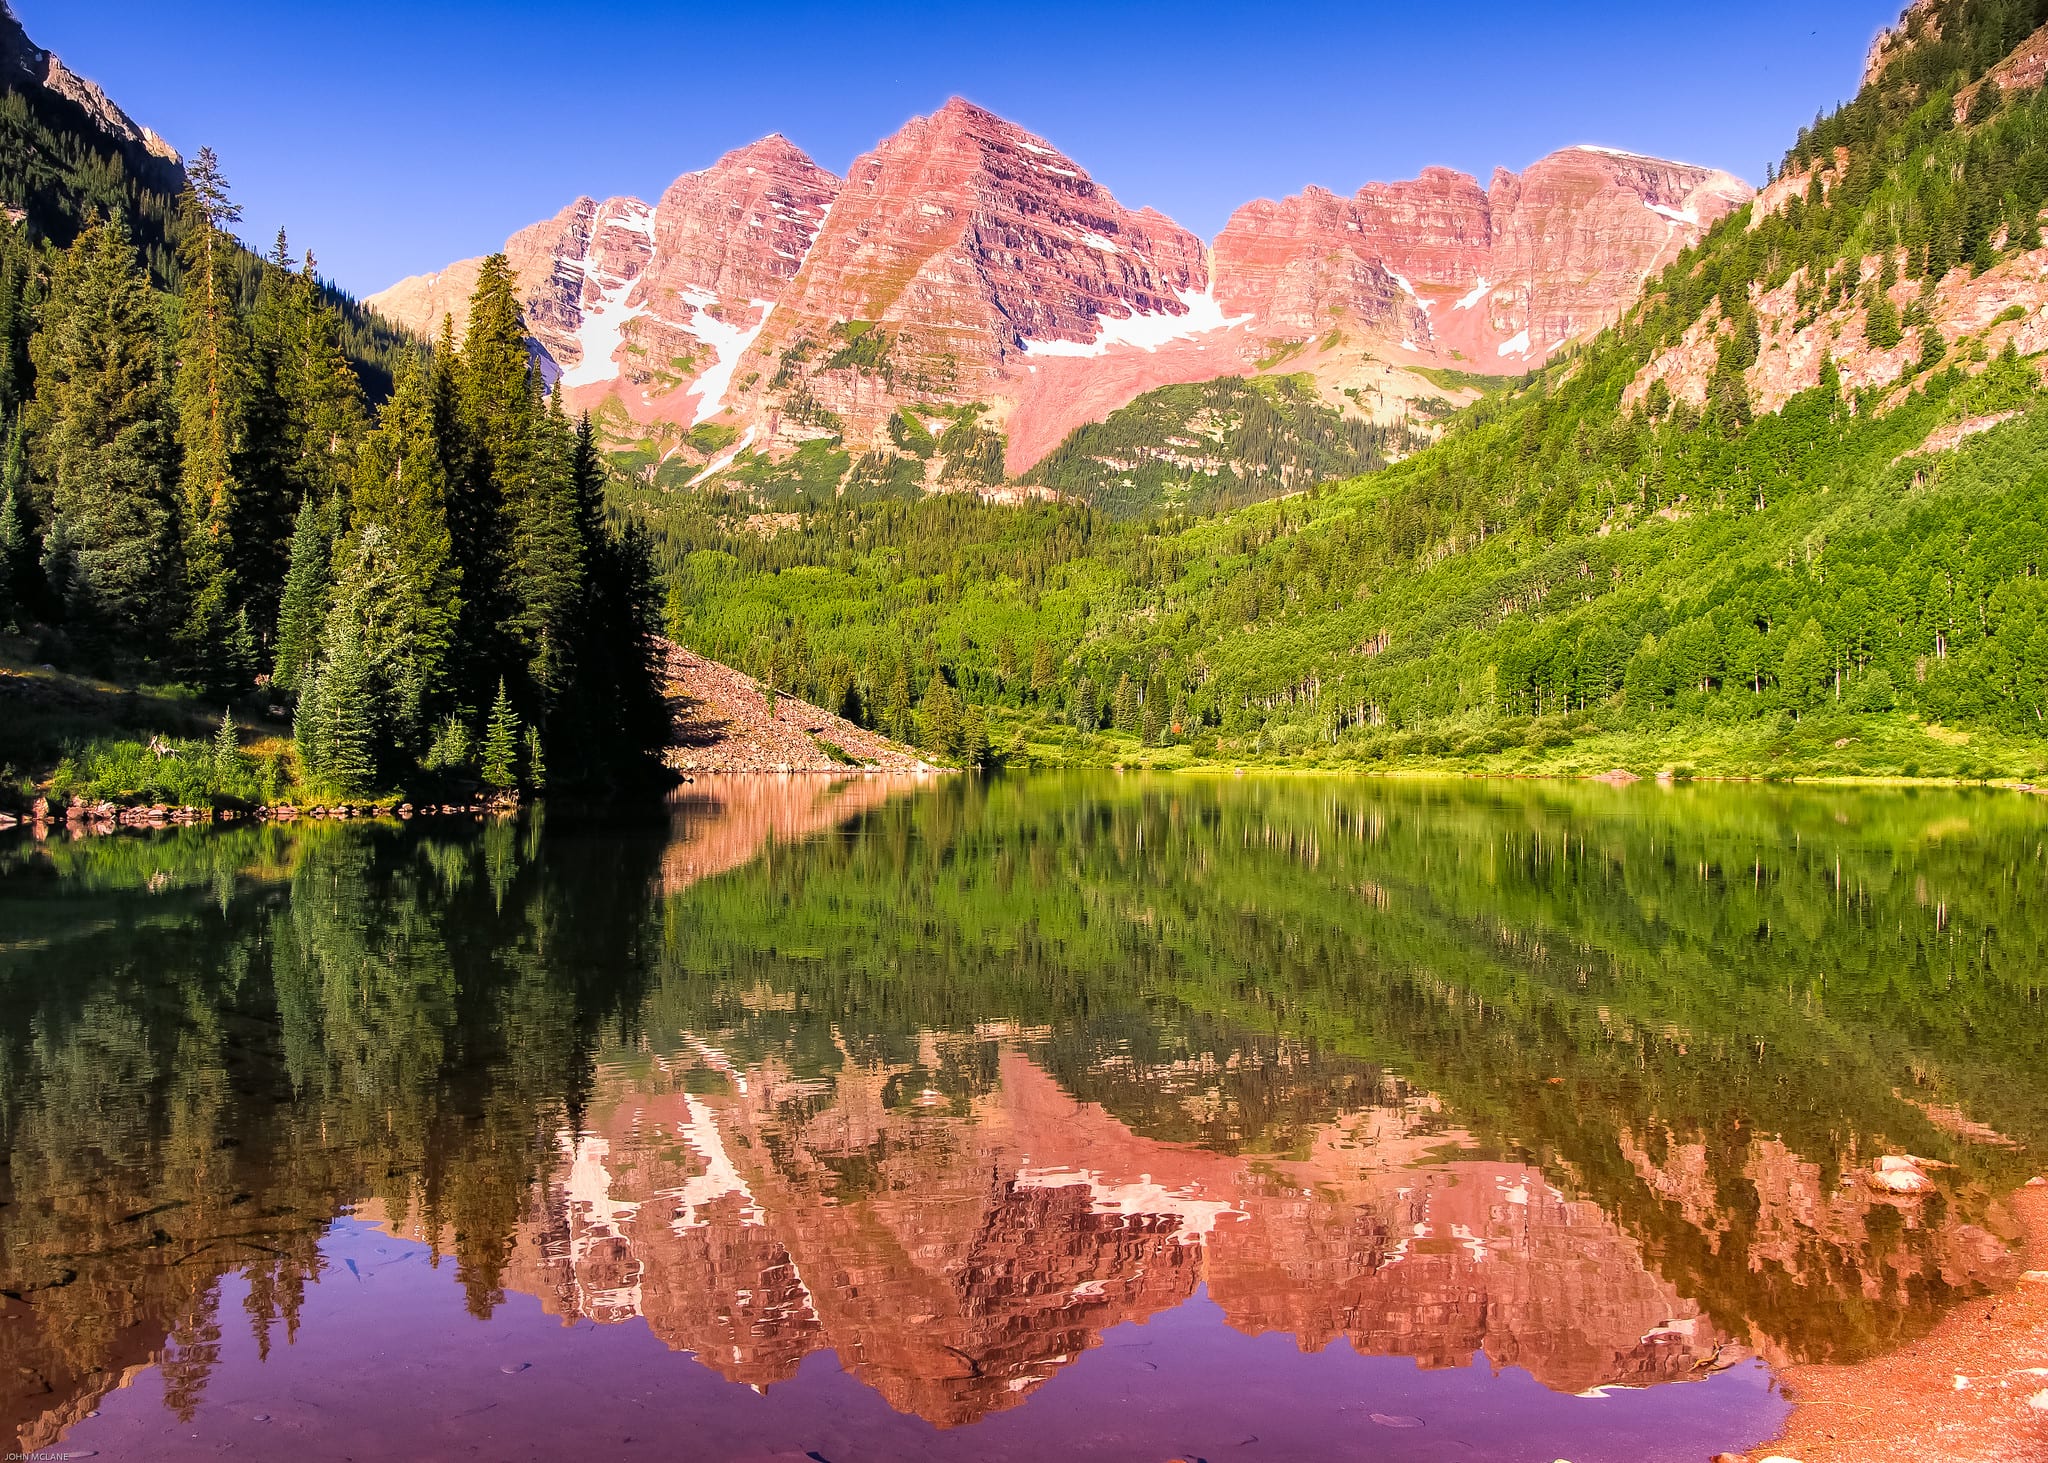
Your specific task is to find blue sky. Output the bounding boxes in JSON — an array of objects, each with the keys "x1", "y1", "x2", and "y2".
[{"x1": 22, "y1": 1, "x2": 1902, "y2": 298}]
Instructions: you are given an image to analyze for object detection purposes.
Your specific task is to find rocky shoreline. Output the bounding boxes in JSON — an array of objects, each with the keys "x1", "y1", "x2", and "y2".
[
  {"x1": 1730, "y1": 1174, "x2": 2048, "y2": 1463},
  {"x1": 0, "y1": 792, "x2": 524, "y2": 838}
]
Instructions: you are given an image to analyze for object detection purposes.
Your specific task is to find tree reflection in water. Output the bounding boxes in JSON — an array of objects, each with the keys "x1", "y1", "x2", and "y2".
[{"x1": 0, "y1": 776, "x2": 2039, "y2": 1455}]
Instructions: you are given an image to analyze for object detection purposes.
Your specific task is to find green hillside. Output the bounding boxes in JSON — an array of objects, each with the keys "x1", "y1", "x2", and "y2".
[
  {"x1": 654, "y1": 0, "x2": 2048, "y2": 781},
  {"x1": 1019, "y1": 373, "x2": 1420, "y2": 518}
]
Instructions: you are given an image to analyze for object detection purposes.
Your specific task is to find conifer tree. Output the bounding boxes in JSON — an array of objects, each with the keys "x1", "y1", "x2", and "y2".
[
  {"x1": 1072, "y1": 675, "x2": 1098, "y2": 733},
  {"x1": 920, "y1": 670, "x2": 961, "y2": 760},
  {"x1": 0, "y1": 440, "x2": 25, "y2": 627},
  {"x1": 1113, "y1": 673, "x2": 1139, "y2": 733},
  {"x1": 480, "y1": 678, "x2": 519, "y2": 788},
  {"x1": 272, "y1": 494, "x2": 332, "y2": 694},
  {"x1": 174, "y1": 148, "x2": 256, "y2": 684},
  {"x1": 25, "y1": 216, "x2": 181, "y2": 645},
  {"x1": 318, "y1": 615, "x2": 379, "y2": 792},
  {"x1": 211, "y1": 706, "x2": 241, "y2": 785},
  {"x1": 334, "y1": 361, "x2": 460, "y2": 748}
]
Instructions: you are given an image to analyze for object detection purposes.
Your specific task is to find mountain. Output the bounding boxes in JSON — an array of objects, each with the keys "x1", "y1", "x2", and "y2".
[
  {"x1": 656, "y1": 0, "x2": 2048, "y2": 781},
  {"x1": 370, "y1": 102, "x2": 1748, "y2": 499}
]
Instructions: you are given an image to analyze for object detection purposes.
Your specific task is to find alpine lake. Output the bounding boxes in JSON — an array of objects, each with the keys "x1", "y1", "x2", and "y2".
[{"x1": 1, "y1": 773, "x2": 2041, "y2": 1463}]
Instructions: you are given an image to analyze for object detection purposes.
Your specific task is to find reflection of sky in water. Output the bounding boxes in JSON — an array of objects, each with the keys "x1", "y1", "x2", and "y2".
[{"x1": 3, "y1": 774, "x2": 2042, "y2": 1459}]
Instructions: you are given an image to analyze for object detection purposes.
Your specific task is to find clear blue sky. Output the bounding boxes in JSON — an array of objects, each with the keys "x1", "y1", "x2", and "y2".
[{"x1": 20, "y1": 0, "x2": 1902, "y2": 299}]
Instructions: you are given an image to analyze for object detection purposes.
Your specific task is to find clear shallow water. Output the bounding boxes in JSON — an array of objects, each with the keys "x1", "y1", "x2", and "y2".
[{"x1": 1, "y1": 774, "x2": 2041, "y2": 1461}]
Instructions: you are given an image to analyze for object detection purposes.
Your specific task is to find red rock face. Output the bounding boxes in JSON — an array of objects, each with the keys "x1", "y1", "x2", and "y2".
[
  {"x1": 371, "y1": 117, "x2": 1750, "y2": 482},
  {"x1": 729, "y1": 97, "x2": 1216, "y2": 456},
  {"x1": 1213, "y1": 147, "x2": 1752, "y2": 374}
]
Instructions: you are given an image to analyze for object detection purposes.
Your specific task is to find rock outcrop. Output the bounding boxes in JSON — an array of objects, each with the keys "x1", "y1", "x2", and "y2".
[
  {"x1": 1214, "y1": 146, "x2": 1750, "y2": 379},
  {"x1": 661, "y1": 638, "x2": 938, "y2": 774},
  {"x1": 0, "y1": 1, "x2": 183, "y2": 191},
  {"x1": 372, "y1": 108, "x2": 1749, "y2": 486}
]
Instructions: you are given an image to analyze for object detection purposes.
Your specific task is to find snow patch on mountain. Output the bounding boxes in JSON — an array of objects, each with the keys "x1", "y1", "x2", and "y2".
[
  {"x1": 681, "y1": 291, "x2": 777, "y2": 425},
  {"x1": 1498, "y1": 328, "x2": 1532, "y2": 357},
  {"x1": 1019, "y1": 286, "x2": 1252, "y2": 359}
]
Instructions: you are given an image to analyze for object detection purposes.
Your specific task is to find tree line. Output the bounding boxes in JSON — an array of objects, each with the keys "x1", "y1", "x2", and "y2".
[{"x1": 0, "y1": 155, "x2": 667, "y2": 794}]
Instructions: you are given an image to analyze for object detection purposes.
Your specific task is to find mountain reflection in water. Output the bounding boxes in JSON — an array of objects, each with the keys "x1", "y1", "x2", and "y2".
[{"x1": 0, "y1": 774, "x2": 2040, "y2": 1461}]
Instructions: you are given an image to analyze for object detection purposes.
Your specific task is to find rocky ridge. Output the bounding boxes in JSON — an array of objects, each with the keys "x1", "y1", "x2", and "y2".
[
  {"x1": 0, "y1": 1, "x2": 184, "y2": 192},
  {"x1": 369, "y1": 105, "x2": 1751, "y2": 488}
]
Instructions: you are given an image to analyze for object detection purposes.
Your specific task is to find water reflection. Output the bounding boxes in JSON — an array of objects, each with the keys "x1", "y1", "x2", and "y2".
[{"x1": 0, "y1": 775, "x2": 2041, "y2": 1459}]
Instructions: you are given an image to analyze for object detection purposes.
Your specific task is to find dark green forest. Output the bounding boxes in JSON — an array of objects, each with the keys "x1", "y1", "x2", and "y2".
[{"x1": 0, "y1": 184, "x2": 667, "y2": 799}]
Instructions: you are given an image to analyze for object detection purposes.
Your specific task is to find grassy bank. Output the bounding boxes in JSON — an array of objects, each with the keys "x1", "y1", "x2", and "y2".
[{"x1": 988, "y1": 702, "x2": 2048, "y2": 785}]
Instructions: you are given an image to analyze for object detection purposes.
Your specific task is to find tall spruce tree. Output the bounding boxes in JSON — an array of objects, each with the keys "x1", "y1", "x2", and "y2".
[
  {"x1": 173, "y1": 148, "x2": 255, "y2": 684},
  {"x1": 25, "y1": 215, "x2": 181, "y2": 646},
  {"x1": 480, "y1": 678, "x2": 519, "y2": 788},
  {"x1": 329, "y1": 360, "x2": 460, "y2": 753},
  {"x1": 272, "y1": 492, "x2": 332, "y2": 694}
]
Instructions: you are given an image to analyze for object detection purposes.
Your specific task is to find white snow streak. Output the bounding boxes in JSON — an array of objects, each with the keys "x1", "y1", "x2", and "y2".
[
  {"x1": 1453, "y1": 276, "x2": 1491, "y2": 311},
  {"x1": 1019, "y1": 285, "x2": 1251, "y2": 358},
  {"x1": 1646, "y1": 201, "x2": 1700, "y2": 226},
  {"x1": 682, "y1": 296, "x2": 776, "y2": 426},
  {"x1": 1498, "y1": 328, "x2": 1532, "y2": 357}
]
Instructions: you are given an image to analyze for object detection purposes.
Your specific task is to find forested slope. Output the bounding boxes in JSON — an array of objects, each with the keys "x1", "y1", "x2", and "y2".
[{"x1": 654, "y1": 0, "x2": 2048, "y2": 780}]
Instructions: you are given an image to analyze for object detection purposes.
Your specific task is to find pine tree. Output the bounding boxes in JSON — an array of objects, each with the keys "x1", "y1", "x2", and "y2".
[
  {"x1": 211, "y1": 706, "x2": 241, "y2": 786},
  {"x1": 920, "y1": 670, "x2": 961, "y2": 760},
  {"x1": 174, "y1": 148, "x2": 256, "y2": 686},
  {"x1": 334, "y1": 361, "x2": 460, "y2": 749},
  {"x1": 1141, "y1": 678, "x2": 1167, "y2": 746},
  {"x1": 0, "y1": 452, "x2": 24, "y2": 628},
  {"x1": 480, "y1": 678, "x2": 520, "y2": 788},
  {"x1": 523, "y1": 725, "x2": 546, "y2": 789},
  {"x1": 272, "y1": 494, "x2": 332, "y2": 694},
  {"x1": 319, "y1": 615, "x2": 379, "y2": 792},
  {"x1": 1072, "y1": 675, "x2": 1098, "y2": 733},
  {"x1": 25, "y1": 216, "x2": 181, "y2": 645},
  {"x1": 1113, "y1": 673, "x2": 1139, "y2": 733},
  {"x1": 244, "y1": 246, "x2": 366, "y2": 628},
  {"x1": 1779, "y1": 619, "x2": 1832, "y2": 713}
]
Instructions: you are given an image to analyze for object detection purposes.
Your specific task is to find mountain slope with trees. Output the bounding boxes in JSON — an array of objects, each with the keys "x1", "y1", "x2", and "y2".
[{"x1": 653, "y1": 0, "x2": 2048, "y2": 780}]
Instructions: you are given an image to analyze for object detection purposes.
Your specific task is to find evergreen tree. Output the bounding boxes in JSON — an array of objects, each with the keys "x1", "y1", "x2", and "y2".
[
  {"x1": 173, "y1": 148, "x2": 255, "y2": 685},
  {"x1": 1113, "y1": 673, "x2": 1140, "y2": 733},
  {"x1": 481, "y1": 679, "x2": 520, "y2": 788},
  {"x1": 25, "y1": 216, "x2": 181, "y2": 645},
  {"x1": 0, "y1": 447, "x2": 25, "y2": 628},
  {"x1": 272, "y1": 493, "x2": 331, "y2": 694},
  {"x1": 960, "y1": 703, "x2": 989, "y2": 769},
  {"x1": 920, "y1": 670, "x2": 961, "y2": 759},
  {"x1": 318, "y1": 615, "x2": 379, "y2": 793},
  {"x1": 1141, "y1": 677, "x2": 1167, "y2": 746},
  {"x1": 333, "y1": 361, "x2": 460, "y2": 750},
  {"x1": 523, "y1": 726, "x2": 546, "y2": 790},
  {"x1": 211, "y1": 706, "x2": 241, "y2": 785},
  {"x1": 1072, "y1": 675, "x2": 1098, "y2": 733}
]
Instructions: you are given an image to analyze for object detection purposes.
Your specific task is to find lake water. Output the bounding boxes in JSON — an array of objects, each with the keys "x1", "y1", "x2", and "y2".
[{"x1": 1, "y1": 775, "x2": 2041, "y2": 1462}]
